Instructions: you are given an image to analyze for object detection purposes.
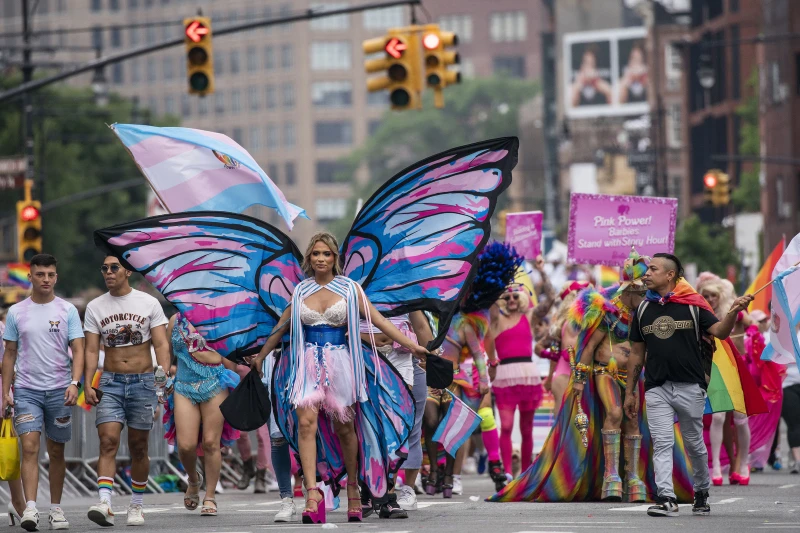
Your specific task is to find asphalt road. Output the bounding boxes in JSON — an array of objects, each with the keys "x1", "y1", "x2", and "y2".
[{"x1": 12, "y1": 470, "x2": 800, "y2": 532}]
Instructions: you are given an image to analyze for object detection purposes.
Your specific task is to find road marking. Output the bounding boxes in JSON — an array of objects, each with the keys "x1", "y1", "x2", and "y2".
[
  {"x1": 255, "y1": 501, "x2": 282, "y2": 506},
  {"x1": 415, "y1": 501, "x2": 464, "y2": 508},
  {"x1": 779, "y1": 484, "x2": 798, "y2": 489},
  {"x1": 511, "y1": 523, "x2": 628, "y2": 525},
  {"x1": 609, "y1": 497, "x2": 741, "y2": 512},
  {"x1": 716, "y1": 498, "x2": 743, "y2": 504}
]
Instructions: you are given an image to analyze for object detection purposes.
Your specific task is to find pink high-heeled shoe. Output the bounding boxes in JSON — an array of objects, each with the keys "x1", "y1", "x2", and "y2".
[
  {"x1": 712, "y1": 476, "x2": 723, "y2": 486},
  {"x1": 729, "y1": 472, "x2": 742, "y2": 485},
  {"x1": 346, "y1": 481, "x2": 362, "y2": 522},
  {"x1": 301, "y1": 487, "x2": 326, "y2": 524}
]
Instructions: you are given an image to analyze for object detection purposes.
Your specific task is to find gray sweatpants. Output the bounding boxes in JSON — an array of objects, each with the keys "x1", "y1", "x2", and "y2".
[
  {"x1": 404, "y1": 361, "x2": 428, "y2": 470},
  {"x1": 644, "y1": 381, "x2": 711, "y2": 499}
]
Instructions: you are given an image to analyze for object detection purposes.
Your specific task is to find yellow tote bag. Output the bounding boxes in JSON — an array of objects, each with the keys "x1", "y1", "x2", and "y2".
[{"x1": 0, "y1": 417, "x2": 21, "y2": 481}]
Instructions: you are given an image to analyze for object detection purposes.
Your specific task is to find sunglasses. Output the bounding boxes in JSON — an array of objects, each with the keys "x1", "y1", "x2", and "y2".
[
  {"x1": 100, "y1": 264, "x2": 122, "y2": 274},
  {"x1": 501, "y1": 294, "x2": 521, "y2": 301}
]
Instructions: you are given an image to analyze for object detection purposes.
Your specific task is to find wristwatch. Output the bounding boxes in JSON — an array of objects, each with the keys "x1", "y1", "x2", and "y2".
[{"x1": 70, "y1": 380, "x2": 81, "y2": 389}]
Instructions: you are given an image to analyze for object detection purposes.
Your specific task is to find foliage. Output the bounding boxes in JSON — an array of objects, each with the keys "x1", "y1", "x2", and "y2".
[
  {"x1": 674, "y1": 215, "x2": 739, "y2": 276},
  {"x1": 0, "y1": 75, "x2": 178, "y2": 296},
  {"x1": 329, "y1": 77, "x2": 539, "y2": 239},
  {"x1": 732, "y1": 70, "x2": 760, "y2": 213}
]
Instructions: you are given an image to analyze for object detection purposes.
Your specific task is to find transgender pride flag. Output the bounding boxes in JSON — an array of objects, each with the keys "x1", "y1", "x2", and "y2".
[
  {"x1": 766, "y1": 233, "x2": 800, "y2": 367},
  {"x1": 111, "y1": 123, "x2": 307, "y2": 230},
  {"x1": 432, "y1": 390, "x2": 482, "y2": 456}
]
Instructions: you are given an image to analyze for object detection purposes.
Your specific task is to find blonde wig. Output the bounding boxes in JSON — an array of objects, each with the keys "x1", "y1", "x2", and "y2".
[{"x1": 302, "y1": 232, "x2": 343, "y2": 277}]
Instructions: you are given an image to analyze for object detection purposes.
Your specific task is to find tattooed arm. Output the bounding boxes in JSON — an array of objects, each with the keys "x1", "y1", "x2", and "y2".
[{"x1": 624, "y1": 341, "x2": 646, "y2": 419}]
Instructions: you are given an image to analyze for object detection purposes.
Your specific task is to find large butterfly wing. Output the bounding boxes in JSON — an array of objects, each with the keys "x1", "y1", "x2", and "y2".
[
  {"x1": 94, "y1": 212, "x2": 304, "y2": 363},
  {"x1": 341, "y1": 137, "x2": 518, "y2": 349}
]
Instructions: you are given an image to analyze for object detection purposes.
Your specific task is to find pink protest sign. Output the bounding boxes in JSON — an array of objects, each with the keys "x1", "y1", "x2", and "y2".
[
  {"x1": 567, "y1": 193, "x2": 677, "y2": 266},
  {"x1": 505, "y1": 211, "x2": 543, "y2": 259}
]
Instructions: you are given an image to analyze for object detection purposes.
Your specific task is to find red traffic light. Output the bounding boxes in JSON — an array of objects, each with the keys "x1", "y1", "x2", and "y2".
[
  {"x1": 423, "y1": 33, "x2": 440, "y2": 50},
  {"x1": 185, "y1": 20, "x2": 209, "y2": 43},
  {"x1": 384, "y1": 37, "x2": 407, "y2": 59},
  {"x1": 20, "y1": 205, "x2": 40, "y2": 222},
  {"x1": 703, "y1": 173, "x2": 718, "y2": 189}
]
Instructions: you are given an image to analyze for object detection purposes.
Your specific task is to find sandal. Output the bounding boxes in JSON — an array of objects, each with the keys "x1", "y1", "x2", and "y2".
[
  {"x1": 424, "y1": 471, "x2": 438, "y2": 496},
  {"x1": 200, "y1": 498, "x2": 217, "y2": 517},
  {"x1": 184, "y1": 473, "x2": 203, "y2": 511},
  {"x1": 346, "y1": 481, "x2": 362, "y2": 522},
  {"x1": 442, "y1": 475, "x2": 454, "y2": 499},
  {"x1": 302, "y1": 486, "x2": 326, "y2": 524}
]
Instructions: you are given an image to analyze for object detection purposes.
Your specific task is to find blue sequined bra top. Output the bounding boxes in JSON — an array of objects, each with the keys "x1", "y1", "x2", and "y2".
[{"x1": 171, "y1": 314, "x2": 228, "y2": 405}]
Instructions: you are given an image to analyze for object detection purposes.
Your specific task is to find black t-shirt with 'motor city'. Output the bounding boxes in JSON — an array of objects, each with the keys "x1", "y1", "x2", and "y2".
[{"x1": 629, "y1": 301, "x2": 719, "y2": 391}]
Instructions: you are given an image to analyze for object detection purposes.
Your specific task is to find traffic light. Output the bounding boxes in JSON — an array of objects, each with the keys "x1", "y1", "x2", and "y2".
[
  {"x1": 703, "y1": 171, "x2": 717, "y2": 205},
  {"x1": 16, "y1": 199, "x2": 42, "y2": 263},
  {"x1": 363, "y1": 28, "x2": 422, "y2": 111},
  {"x1": 703, "y1": 169, "x2": 731, "y2": 206},
  {"x1": 184, "y1": 16, "x2": 214, "y2": 96},
  {"x1": 421, "y1": 24, "x2": 460, "y2": 108}
]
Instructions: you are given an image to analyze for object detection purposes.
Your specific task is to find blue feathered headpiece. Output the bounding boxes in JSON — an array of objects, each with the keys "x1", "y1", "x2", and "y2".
[{"x1": 462, "y1": 241, "x2": 524, "y2": 314}]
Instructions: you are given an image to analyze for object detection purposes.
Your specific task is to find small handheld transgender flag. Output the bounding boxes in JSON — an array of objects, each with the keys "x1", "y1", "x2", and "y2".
[{"x1": 432, "y1": 390, "x2": 483, "y2": 456}]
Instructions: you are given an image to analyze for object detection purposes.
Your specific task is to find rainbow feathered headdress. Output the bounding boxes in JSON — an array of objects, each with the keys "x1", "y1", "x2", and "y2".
[{"x1": 617, "y1": 246, "x2": 649, "y2": 293}]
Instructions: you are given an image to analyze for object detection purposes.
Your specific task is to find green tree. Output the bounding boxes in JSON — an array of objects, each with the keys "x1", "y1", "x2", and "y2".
[
  {"x1": 674, "y1": 215, "x2": 739, "y2": 275},
  {"x1": 0, "y1": 76, "x2": 178, "y2": 295},
  {"x1": 329, "y1": 77, "x2": 539, "y2": 239},
  {"x1": 732, "y1": 70, "x2": 760, "y2": 212}
]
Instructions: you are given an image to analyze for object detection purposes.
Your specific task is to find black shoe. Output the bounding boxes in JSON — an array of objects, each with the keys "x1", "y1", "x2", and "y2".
[
  {"x1": 378, "y1": 495, "x2": 408, "y2": 519},
  {"x1": 692, "y1": 490, "x2": 710, "y2": 516},
  {"x1": 488, "y1": 460, "x2": 507, "y2": 492},
  {"x1": 647, "y1": 497, "x2": 679, "y2": 517},
  {"x1": 360, "y1": 489, "x2": 375, "y2": 518}
]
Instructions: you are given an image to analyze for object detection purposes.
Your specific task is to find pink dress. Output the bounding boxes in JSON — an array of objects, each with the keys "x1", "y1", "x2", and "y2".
[{"x1": 492, "y1": 315, "x2": 543, "y2": 412}]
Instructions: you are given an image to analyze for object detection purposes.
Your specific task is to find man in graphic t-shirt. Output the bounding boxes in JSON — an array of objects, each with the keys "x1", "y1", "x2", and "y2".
[
  {"x1": 625, "y1": 253, "x2": 752, "y2": 518},
  {"x1": 2, "y1": 254, "x2": 84, "y2": 531},
  {"x1": 83, "y1": 255, "x2": 170, "y2": 527}
]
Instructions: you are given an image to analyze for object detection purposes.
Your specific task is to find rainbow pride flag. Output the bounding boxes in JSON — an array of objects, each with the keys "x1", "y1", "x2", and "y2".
[
  {"x1": 596, "y1": 265, "x2": 619, "y2": 288},
  {"x1": 745, "y1": 238, "x2": 785, "y2": 313},
  {"x1": 705, "y1": 338, "x2": 768, "y2": 415},
  {"x1": 533, "y1": 390, "x2": 555, "y2": 454},
  {"x1": 76, "y1": 370, "x2": 103, "y2": 411},
  {"x1": 7, "y1": 263, "x2": 31, "y2": 290}
]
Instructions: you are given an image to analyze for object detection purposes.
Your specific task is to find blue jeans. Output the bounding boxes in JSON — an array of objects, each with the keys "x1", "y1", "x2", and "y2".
[
  {"x1": 13, "y1": 387, "x2": 72, "y2": 443},
  {"x1": 96, "y1": 372, "x2": 157, "y2": 431},
  {"x1": 405, "y1": 361, "x2": 427, "y2": 470},
  {"x1": 270, "y1": 437, "x2": 293, "y2": 499}
]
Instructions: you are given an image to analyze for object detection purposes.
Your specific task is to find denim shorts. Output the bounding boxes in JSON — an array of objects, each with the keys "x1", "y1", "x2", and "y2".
[
  {"x1": 96, "y1": 372, "x2": 157, "y2": 431},
  {"x1": 13, "y1": 387, "x2": 73, "y2": 443}
]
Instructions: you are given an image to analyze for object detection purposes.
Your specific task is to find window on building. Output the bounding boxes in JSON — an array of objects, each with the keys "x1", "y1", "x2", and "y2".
[
  {"x1": 264, "y1": 46, "x2": 275, "y2": 69},
  {"x1": 181, "y1": 94, "x2": 191, "y2": 116},
  {"x1": 795, "y1": 53, "x2": 800, "y2": 96},
  {"x1": 215, "y1": 91, "x2": 225, "y2": 114},
  {"x1": 266, "y1": 86, "x2": 277, "y2": 108},
  {"x1": 262, "y1": 5, "x2": 273, "y2": 33},
  {"x1": 145, "y1": 25, "x2": 156, "y2": 43},
  {"x1": 267, "y1": 124, "x2": 280, "y2": 149},
  {"x1": 367, "y1": 91, "x2": 388, "y2": 107},
  {"x1": 198, "y1": 97, "x2": 208, "y2": 115},
  {"x1": 91, "y1": 0, "x2": 102, "y2": 12},
  {"x1": 249, "y1": 126, "x2": 261, "y2": 151},
  {"x1": 130, "y1": 27, "x2": 140, "y2": 46},
  {"x1": 147, "y1": 97, "x2": 158, "y2": 115},
  {"x1": 439, "y1": 14, "x2": 473, "y2": 43},
  {"x1": 131, "y1": 59, "x2": 141, "y2": 83},
  {"x1": 489, "y1": 11, "x2": 527, "y2": 42},
  {"x1": 147, "y1": 60, "x2": 157, "y2": 81},
  {"x1": 162, "y1": 56, "x2": 174, "y2": 80},
  {"x1": 729, "y1": 0, "x2": 739, "y2": 13},
  {"x1": 363, "y1": 6, "x2": 403, "y2": 29},
  {"x1": 460, "y1": 58, "x2": 476, "y2": 79},
  {"x1": 281, "y1": 44, "x2": 294, "y2": 68},
  {"x1": 731, "y1": 25, "x2": 741, "y2": 99},
  {"x1": 112, "y1": 63, "x2": 124, "y2": 84},
  {"x1": 667, "y1": 103, "x2": 682, "y2": 148},
  {"x1": 232, "y1": 128, "x2": 243, "y2": 145},
  {"x1": 311, "y1": 42, "x2": 351, "y2": 70},
  {"x1": 248, "y1": 86, "x2": 260, "y2": 111},
  {"x1": 230, "y1": 49, "x2": 241, "y2": 74},
  {"x1": 58, "y1": 0, "x2": 68, "y2": 11},
  {"x1": 279, "y1": 4, "x2": 292, "y2": 32},
  {"x1": 368, "y1": 119, "x2": 382, "y2": 136},
  {"x1": 109, "y1": 0, "x2": 119, "y2": 10},
  {"x1": 231, "y1": 90, "x2": 242, "y2": 114},
  {"x1": 665, "y1": 43, "x2": 682, "y2": 91},
  {"x1": 315, "y1": 121, "x2": 353, "y2": 145},
  {"x1": 316, "y1": 198, "x2": 348, "y2": 221},
  {"x1": 164, "y1": 95, "x2": 176, "y2": 115},
  {"x1": 110, "y1": 26, "x2": 122, "y2": 47},
  {"x1": 310, "y1": 3, "x2": 349, "y2": 30},
  {"x1": 285, "y1": 161, "x2": 296, "y2": 185},
  {"x1": 162, "y1": 24, "x2": 171, "y2": 41},
  {"x1": 316, "y1": 160, "x2": 347, "y2": 183},
  {"x1": 214, "y1": 56, "x2": 224, "y2": 76},
  {"x1": 228, "y1": 9, "x2": 239, "y2": 25},
  {"x1": 91, "y1": 26, "x2": 103, "y2": 49},
  {"x1": 246, "y1": 46, "x2": 258, "y2": 71},
  {"x1": 493, "y1": 56, "x2": 526, "y2": 78},
  {"x1": 268, "y1": 163, "x2": 279, "y2": 183},
  {"x1": 283, "y1": 122, "x2": 296, "y2": 147},
  {"x1": 128, "y1": 0, "x2": 137, "y2": 8},
  {"x1": 312, "y1": 81, "x2": 352, "y2": 107},
  {"x1": 144, "y1": 0, "x2": 153, "y2": 6},
  {"x1": 282, "y1": 83, "x2": 295, "y2": 108}
]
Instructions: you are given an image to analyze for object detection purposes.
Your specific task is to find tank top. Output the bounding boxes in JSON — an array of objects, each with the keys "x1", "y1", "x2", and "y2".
[{"x1": 494, "y1": 314, "x2": 533, "y2": 362}]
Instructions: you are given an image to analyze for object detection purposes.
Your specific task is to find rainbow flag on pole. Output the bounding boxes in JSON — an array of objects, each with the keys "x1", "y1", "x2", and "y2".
[
  {"x1": 7, "y1": 263, "x2": 31, "y2": 290},
  {"x1": 596, "y1": 265, "x2": 619, "y2": 288},
  {"x1": 432, "y1": 390, "x2": 482, "y2": 456},
  {"x1": 76, "y1": 370, "x2": 103, "y2": 411},
  {"x1": 705, "y1": 337, "x2": 768, "y2": 415},
  {"x1": 745, "y1": 238, "x2": 785, "y2": 314}
]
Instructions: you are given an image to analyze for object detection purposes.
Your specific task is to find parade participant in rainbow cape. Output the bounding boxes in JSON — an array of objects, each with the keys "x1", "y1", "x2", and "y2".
[
  {"x1": 488, "y1": 247, "x2": 694, "y2": 504},
  {"x1": 424, "y1": 242, "x2": 523, "y2": 496},
  {"x1": 94, "y1": 138, "x2": 519, "y2": 524}
]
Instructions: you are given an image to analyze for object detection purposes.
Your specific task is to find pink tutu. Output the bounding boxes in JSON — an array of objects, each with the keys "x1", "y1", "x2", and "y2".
[{"x1": 294, "y1": 343, "x2": 357, "y2": 423}]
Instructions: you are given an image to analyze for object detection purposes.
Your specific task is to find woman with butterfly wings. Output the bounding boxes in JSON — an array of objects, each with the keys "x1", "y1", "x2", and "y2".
[{"x1": 94, "y1": 137, "x2": 519, "y2": 523}]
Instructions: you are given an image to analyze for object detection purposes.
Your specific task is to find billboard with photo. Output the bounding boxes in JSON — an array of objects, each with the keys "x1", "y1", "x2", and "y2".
[{"x1": 564, "y1": 28, "x2": 649, "y2": 118}]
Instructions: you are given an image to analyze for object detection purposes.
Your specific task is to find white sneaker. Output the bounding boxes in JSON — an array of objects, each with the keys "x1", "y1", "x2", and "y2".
[
  {"x1": 126, "y1": 505, "x2": 144, "y2": 526},
  {"x1": 452, "y1": 476, "x2": 463, "y2": 495},
  {"x1": 274, "y1": 497, "x2": 297, "y2": 523},
  {"x1": 20, "y1": 507, "x2": 39, "y2": 532},
  {"x1": 87, "y1": 501, "x2": 115, "y2": 527},
  {"x1": 49, "y1": 507, "x2": 69, "y2": 530},
  {"x1": 414, "y1": 474, "x2": 424, "y2": 495},
  {"x1": 462, "y1": 456, "x2": 478, "y2": 475},
  {"x1": 396, "y1": 485, "x2": 418, "y2": 511}
]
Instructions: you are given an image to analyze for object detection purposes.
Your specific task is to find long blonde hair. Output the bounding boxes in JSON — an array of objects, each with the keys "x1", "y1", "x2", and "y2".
[
  {"x1": 696, "y1": 272, "x2": 735, "y2": 319},
  {"x1": 302, "y1": 232, "x2": 343, "y2": 277},
  {"x1": 549, "y1": 284, "x2": 581, "y2": 340}
]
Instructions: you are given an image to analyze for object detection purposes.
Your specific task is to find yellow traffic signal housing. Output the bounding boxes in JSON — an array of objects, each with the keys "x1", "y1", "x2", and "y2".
[
  {"x1": 184, "y1": 17, "x2": 214, "y2": 96},
  {"x1": 712, "y1": 172, "x2": 730, "y2": 206},
  {"x1": 421, "y1": 24, "x2": 460, "y2": 109},
  {"x1": 703, "y1": 171, "x2": 717, "y2": 205},
  {"x1": 16, "y1": 200, "x2": 42, "y2": 263},
  {"x1": 363, "y1": 28, "x2": 422, "y2": 111}
]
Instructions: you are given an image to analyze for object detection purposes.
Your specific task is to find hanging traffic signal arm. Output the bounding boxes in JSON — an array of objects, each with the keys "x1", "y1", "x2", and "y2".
[{"x1": 184, "y1": 17, "x2": 214, "y2": 95}]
